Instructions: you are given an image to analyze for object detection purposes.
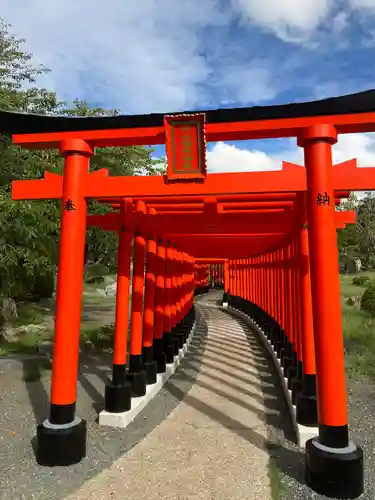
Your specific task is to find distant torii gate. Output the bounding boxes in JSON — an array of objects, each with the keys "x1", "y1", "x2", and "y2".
[
  {"x1": 85, "y1": 191, "x2": 356, "y2": 446},
  {"x1": 8, "y1": 90, "x2": 375, "y2": 498}
]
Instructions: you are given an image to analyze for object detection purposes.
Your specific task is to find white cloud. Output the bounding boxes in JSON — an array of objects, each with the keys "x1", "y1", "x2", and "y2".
[
  {"x1": 232, "y1": 0, "x2": 334, "y2": 43},
  {"x1": 216, "y1": 60, "x2": 277, "y2": 104},
  {"x1": 348, "y1": 0, "x2": 375, "y2": 46},
  {"x1": 349, "y1": 0, "x2": 375, "y2": 9},
  {"x1": 0, "y1": 0, "x2": 235, "y2": 113},
  {"x1": 332, "y1": 11, "x2": 350, "y2": 36},
  {"x1": 207, "y1": 142, "x2": 284, "y2": 172},
  {"x1": 332, "y1": 133, "x2": 375, "y2": 166},
  {"x1": 207, "y1": 133, "x2": 375, "y2": 173},
  {"x1": 0, "y1": 0, "x2": 282, "y2": 113}
]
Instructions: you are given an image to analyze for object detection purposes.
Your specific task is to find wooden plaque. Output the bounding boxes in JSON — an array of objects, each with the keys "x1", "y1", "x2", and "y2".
[{"x1": 164, "y1": 113, "x2": 207, "y2": 181}]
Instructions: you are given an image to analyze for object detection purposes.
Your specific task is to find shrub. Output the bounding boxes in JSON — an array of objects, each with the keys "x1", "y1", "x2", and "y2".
[
  {"x1": 31, "y1": 268, "x2": 55, "y2": 300},
  {"x1": 352, "y1": 276, "x2": 371, "y2": 287},
  {"x1": 82, "y1": 323, "x2": 114, "y2": 350},
  {"x1": 85, "y1": 275, "x2": 105, "y2": 285},
  {"x1": 84, "y1": 263, "x2": 110, "y2": 284},
  {"x1": 361, "y1": 281, "x2": 375, "y2": 316}
]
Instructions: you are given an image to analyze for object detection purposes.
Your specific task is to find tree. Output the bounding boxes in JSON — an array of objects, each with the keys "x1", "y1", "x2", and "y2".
[
  {"x1": 337, "y1": 192, "x2": 375, "y2": 271},
  {"x1": 0, "y1": 20, "x2": 165, "y2": 298},
  {"x1": 0, "y1": 18, "x2": 62, "y2": 114},
  {"x1": 356, "y1": 192, "x2": 375, "y2": 268},
  {"x1": 0, "y1": 18, "x2": 64, "y2": 299}
]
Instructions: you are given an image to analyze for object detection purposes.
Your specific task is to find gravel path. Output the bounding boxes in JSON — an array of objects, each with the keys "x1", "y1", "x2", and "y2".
[
  {"x1": 67, "y1": 297, "x2": 272, "y2": 500},
  {"x1": 0, "y1": 322, "x2": 198, "y2": 500},
  {"x1": 0, "y1": 293, "x2": 285, "y2": 500},
  {"x1": 2, "y1": 291, "x2": 370, "y2": 499}
]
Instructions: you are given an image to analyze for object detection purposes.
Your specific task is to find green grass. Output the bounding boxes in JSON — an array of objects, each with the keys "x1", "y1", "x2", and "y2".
[
  {"x1": 0, "y1": 331, "x2": 43, "y2": 356},
  {"x1": 266, "y1": 442, "x2": 285, "y2": 500},
  {"x1": 0, "y1": 274, "x2": 117, "y2": 356},
  {"x1": 84, "y1": 264, "x2": 112, "y2": 284},
  {"x1": 3, "y1": 269, "x2": 375, "y2": 382},
  {"x1": 81, "y1": 323, "x2": 115, "y2": 351},
  {"x1": 339, "y1": 271, "x2": 375, "y2": 298},
  {"x1": 9, "y1": 301, "x2": 49, "y2": 328},
  {"x1": 340, "y1": 272, "x2": 375, "y2": 378}
]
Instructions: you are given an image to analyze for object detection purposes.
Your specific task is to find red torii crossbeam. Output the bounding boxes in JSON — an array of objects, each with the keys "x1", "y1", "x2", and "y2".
[{"x1": 12, "y1": 159, "x2": 375, "y2": 200}]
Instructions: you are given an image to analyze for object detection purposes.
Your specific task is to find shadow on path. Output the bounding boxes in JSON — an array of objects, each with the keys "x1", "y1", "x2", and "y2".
[{"x1": 166, "y1": 301, "x2": 306, "y2": 489}]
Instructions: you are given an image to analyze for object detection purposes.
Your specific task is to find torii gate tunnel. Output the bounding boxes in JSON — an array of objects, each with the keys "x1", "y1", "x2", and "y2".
[{"x1": 8, "y1": 90, "x2": 375, "y2": 499}]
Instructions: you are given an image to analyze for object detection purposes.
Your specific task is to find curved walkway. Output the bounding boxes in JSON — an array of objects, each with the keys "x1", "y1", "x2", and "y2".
[{"x1": 67, "y1": 293, "x2": 274, "y2": 500}]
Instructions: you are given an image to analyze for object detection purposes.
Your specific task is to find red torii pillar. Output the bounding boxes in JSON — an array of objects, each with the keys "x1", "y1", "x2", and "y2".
[
  {"x1": 127, "y1": 225, "x2": 147, "y2": 397},
  {"x1": 104, "y1": 198, "x2": 133, "y2": 414},
  {"x1": 223, "y1": 260, "x2": 229, "y2": 304},
  {"x1": 163, "y1": 242, "x2": 178, "y2": 362},
  {"x1": 142, "y1": 226, "x2": 158, "y2": 384},
  {"x1": 153, "y1": 238, "x2": 168, "y2": 372},
  {"x1": 298, "y1": 125, "x2": 363, "y2": 498},
  {"x1": 295, "y1": 219, "x2": 317, "y2": 426},
  {"x1": 37, "y1": 139, "x2": 92, "y2": 466}
]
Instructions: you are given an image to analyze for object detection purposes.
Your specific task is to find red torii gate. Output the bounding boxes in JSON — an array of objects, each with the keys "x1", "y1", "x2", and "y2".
[{"x1": 8, "y1": 90, "x2": 375, "y2": 498}]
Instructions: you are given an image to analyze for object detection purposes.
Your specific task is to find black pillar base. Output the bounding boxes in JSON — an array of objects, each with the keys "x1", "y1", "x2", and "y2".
[
  {"x1": 291, "y1": 378, "x2": 303, "y2": 405},
  {"x1": 282, "y1": 356, "x2": 293, "y2": 374},
  {"x1": 155, "y1": 352, "x2": 167, "y2": 373},
  {"x1": 144, "y1": 360, "x2": 157, "y2": 385},
  {"x1": 163, "y1": 332, "x2": 178, "y2": 359},
  {"x1": 287, "y1": 367, "x2": 296, "y2": 389},
  {"x1": 36, "y1": 417, "x2": 86, "y2": 466},
  {"x1": 172, "y1": 336, "x2": 180, "y2": 355},
  {"x1": 127, "y1": 355, "x2": 146, "y2": 397},
  {"x1": 265, "y1": 324, "x2": 273, "y2": 341},
  {"x1": 175, "y1": 329, "x2": 185, "y2": 349},
  {"x1": 104, "y1": 381, "x2": 132, "y2": 413},
  {"x1": 142, "y1": 346, "x2": 157, "y2": 384},
  {"x1": 296, "y1": 394, "x2": 318, "y2": 426},
  {"x1": 271, "y1": 326, "x2": 282, "y2": 345},
  {"x1": 127, "y1": 370, "x2": 147, "y2": 397},
  {"x1": 165, "y1": 344, "x2": 175, "y2": 364},
  {"x1": 305, "y1": 438, "x2": 364, "y2": 499},
  {"x1": 153, "y1": 339, "x2": 167, "y2": 373},
  {"x1": 296, "y1": 373, "x2": 317, "y2": 426},
  {"x1": 182, "y1": 327, "x2": 189, "y2": 343},
  {"x1": 280, "y1": 341, "x2": 293, "y2": 363},
  {"x1": 275, "y1": 342, "x2": 284, "y2": 358},
  {"x1": 272, "y1": 327, "x2": 283, "y2": 345}
]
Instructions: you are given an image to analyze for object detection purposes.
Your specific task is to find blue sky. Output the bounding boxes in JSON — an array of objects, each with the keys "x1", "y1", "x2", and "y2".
[{"x1": 2, "y1": 0, "x2": 375, "y2": 172}]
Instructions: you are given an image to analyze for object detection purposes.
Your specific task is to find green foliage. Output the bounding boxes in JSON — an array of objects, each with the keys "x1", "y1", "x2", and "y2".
[
  {"x1": 10, "y1": 302, "x2": 46, "y2": 327},
  {"x1": 342, "y1": 303, "x2": 375, "y2": 378},
  {"x1": 0, "y1": 331, "x2": 40, "y2": 355},
  {"x1": 361, "y1": 281, "x2": 375, "y2": 316},
  {"x1": 338, "y1": 192, "x2": 375, "y2": 270},
  {"x1": 84, "y1": 263, "x2": 111, "y2": 284},
  {"x1": 0, "y1": 19, "x2": 61, "y2": 114},
  {"x1": 82, "y1": 323, "x2": 115, "y2": 350},
  {"x1": 340, "y1": 274, "x2": 375, "y2": 377},
  {"x1": 352, "y1": 276, "x2": 371, "y2": 286}
]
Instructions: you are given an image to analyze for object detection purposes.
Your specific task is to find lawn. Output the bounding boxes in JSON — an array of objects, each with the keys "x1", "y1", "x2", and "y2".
[
  {"x1": 2, "y1": 268, "x2": 375, "y2": 380},
  {"x1": 0, "y1": 275, "x2": 118, "y2": 357},
  {"x1": 340, "y1": 271, "x2": 375, "y2": 378}
]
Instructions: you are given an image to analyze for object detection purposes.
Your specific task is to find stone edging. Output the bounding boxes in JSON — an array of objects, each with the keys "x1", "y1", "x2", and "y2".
[
  {"x1": 222, "y1": 305, "x2": 318, "y2": 448},
  {"x1": 98, "y1": 321, "x2": 197, "y2": 428}
]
